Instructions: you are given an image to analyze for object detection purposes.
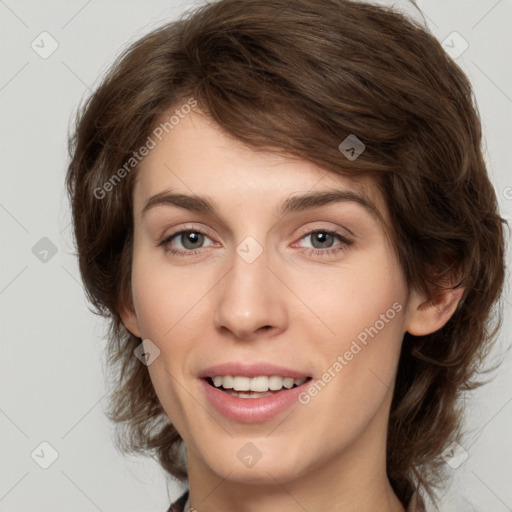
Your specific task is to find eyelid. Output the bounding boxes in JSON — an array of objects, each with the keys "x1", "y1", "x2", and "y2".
[
  {"x1": 158, "y1": 222, "x2": 354, "y2": 246},
  {"x1": 290, "y1": 227, "x2": 354, "y2": 255},
  {"x1": 157, "y1": 223, "x2": 216, "y2": 246},
  {"x1": 293, "y1": 222, "x2": 354, "y2": 241}
]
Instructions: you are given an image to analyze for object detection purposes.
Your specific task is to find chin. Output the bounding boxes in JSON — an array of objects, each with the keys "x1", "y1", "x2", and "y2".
[
  {"x1": 197, "y1": 441, "x2": 313, "y2": 485},
  {"x1": 213, "y1": 461, "x2": 305, "y2": 485}
]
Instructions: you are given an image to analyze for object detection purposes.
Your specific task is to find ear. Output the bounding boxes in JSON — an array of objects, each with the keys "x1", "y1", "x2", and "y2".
[
  {"x1": 405, "y1": 284, "x2": 465, "y2": 336},
  {"x1": 118, "y1": 299, "x2": 142, "y2": 338}
]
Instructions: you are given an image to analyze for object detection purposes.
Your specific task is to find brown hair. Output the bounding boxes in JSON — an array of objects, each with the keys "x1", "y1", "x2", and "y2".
[{"x1": 65, "y1": 0, "x2": 506, "y2": 507}]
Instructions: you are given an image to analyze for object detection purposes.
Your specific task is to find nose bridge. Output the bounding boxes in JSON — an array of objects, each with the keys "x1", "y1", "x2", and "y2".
[{"x1": 214, "y1": 237, "x2": 287, "y2": 339}]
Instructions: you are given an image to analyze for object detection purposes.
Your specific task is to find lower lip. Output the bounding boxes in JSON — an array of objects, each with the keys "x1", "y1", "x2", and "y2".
[{"x1": 200, "y1": 378, "x2": 311, "y2": 423}]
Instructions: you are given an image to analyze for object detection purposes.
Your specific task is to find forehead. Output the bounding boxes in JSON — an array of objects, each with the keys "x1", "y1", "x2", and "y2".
[{"x1": 133, "y1": 110, "x2": 389, "y2": 224}]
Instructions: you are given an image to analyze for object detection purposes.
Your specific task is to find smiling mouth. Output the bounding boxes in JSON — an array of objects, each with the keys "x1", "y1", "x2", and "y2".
[{"x1": 204, "y1": 376, "x2": 313, "y2": 398}]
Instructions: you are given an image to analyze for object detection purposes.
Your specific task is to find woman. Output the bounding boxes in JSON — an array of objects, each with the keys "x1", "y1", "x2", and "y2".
[{"x1": 65, "y1": 1, "x2": 506, "y2": 510}]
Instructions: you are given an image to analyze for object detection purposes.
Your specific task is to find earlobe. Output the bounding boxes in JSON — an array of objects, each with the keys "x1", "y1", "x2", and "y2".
[
  {"x1": 405, "y1": 285, "x2": 465, "y2": 336},
  {"x1": 119, "y1": 301, "x2": 142, "y2": 338}
]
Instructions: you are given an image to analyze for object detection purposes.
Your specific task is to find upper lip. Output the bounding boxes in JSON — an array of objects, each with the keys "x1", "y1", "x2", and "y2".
[{"x1": 198, "y1": 362, "x2": 311, "y2": 380}]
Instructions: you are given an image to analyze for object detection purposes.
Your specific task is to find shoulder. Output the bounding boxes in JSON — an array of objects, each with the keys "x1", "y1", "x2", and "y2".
[{"x1": 166, "y1": 490, "x2": 189, "y2": 512}]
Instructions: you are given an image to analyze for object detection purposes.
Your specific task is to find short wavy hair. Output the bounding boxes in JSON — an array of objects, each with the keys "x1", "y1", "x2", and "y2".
[{"x1": 65, "y1": 0, "x2": 506, "y2": 507}]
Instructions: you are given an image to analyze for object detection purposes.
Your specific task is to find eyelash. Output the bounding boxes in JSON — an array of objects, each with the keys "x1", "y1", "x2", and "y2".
[{"x1": 158, "y1": 226, "x2": 354, "y2": 259}]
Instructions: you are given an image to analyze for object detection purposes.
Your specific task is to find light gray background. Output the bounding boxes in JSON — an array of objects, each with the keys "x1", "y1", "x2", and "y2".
[{"x1": 0, "y1": 1, "x2": 511, "y2": 511}]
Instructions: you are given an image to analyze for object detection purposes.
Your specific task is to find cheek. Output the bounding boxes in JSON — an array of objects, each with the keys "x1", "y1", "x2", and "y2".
[
  {"x1": 129, "y1": 251, "x2": 215, "y2": 418},
  {"x1": 130, "y1": 248, "x2": 211, "y2": 338},
  {"x1": 290, "y1": 248, "x2": 407, "y2": 419},
  {"x1": 293, "y1": 249, "x2": 407, "y2": 350},
  {"x1": 130, "y1": 255, "x2": 199, "y2": 427}
]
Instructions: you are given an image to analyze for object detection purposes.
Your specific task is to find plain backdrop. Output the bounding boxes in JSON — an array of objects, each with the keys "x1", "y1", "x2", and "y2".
[{"x1": 0, "y1": 1, "x2": 511, "y2": 511}]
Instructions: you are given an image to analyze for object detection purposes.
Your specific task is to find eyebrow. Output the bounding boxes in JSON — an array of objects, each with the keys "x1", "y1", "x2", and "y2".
[{"x1": 141, "y1": 188, "x2": 382, "y2": 221}]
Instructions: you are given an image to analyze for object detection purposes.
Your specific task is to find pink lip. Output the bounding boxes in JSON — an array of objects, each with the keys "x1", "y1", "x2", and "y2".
[
  {"x1": 198, "y1": 363, "x2": 313, "y2": 423},
  {"x1": 198, "y1": 362, "x2": 310, "y2": 379},
  {"x1": 200, "y1": 377, "x2": 311, "y2": 423}
]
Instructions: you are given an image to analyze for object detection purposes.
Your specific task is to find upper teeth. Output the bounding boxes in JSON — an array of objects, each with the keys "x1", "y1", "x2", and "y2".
[{"x1": 211, "y1": 375, "x2": 306, "y2": 392}]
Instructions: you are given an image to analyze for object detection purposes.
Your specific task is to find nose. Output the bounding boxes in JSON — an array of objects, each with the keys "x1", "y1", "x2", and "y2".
[{"x1": 213, "y1": 245, "x2": 288, "y2": 341}]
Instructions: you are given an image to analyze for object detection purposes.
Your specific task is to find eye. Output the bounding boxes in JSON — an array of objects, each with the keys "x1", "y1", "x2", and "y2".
[
  {"x1": 158, "y1": 226, "x2": 354, "y2": 259},
  {"x1": 158, "y1": 229, "x2": 216, "y2": 256},
  {"x1": 294, "y1": 229, "x2": 353, "y2": 258}
]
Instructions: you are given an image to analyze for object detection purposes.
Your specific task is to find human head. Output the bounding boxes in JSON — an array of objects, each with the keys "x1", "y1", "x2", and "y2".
[{"x1": 66, "y1": 0, "x2": 505, "y2": 507}]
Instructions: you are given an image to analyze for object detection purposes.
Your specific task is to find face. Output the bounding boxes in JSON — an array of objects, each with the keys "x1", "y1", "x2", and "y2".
[{"x1": 122, "y1": 109, "x2": 420, "y2": 488}]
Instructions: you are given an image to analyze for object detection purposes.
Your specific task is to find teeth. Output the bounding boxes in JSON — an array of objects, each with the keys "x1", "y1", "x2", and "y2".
[
  {"x1": 211, "y1": 375, "x2": 307, "y2": 392},
  {"x1": 212, "y1": 376, "x2": 224, "y2": 388},
  {"x1": 269, "y1": 376, "x2": 283, "y2": 390},
  {"x1": 233, "y1": 376, "x2": 250, "y2": 391},
  {"x1": 282, "y1": 377, "x2": 295, "y2": 389},
  {"x1": 247, "y1": 376, "x2": 269, "y2": 392}
]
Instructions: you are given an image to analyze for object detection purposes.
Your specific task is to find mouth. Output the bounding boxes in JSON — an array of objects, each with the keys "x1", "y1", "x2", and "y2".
[
  {"x1": 204, "y1": 375, "x2": 313, "y2": 399},
  {"x1": 198, "y1": 362, "x2": 315, "y2": 422}
]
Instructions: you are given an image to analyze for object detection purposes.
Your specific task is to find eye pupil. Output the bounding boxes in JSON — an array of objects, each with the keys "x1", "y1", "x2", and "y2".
[
  {"x1": 312, "y1": 232, "x2": 333, "y2": 249},
  {"x1": 182, "y1": 232, "x2": 203, "y2": 249}
]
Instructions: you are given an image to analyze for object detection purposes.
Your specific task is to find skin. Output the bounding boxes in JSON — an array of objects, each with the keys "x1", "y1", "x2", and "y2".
[{"x1": 120, "y1": 108, "x2": 463, "y2": 512}]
